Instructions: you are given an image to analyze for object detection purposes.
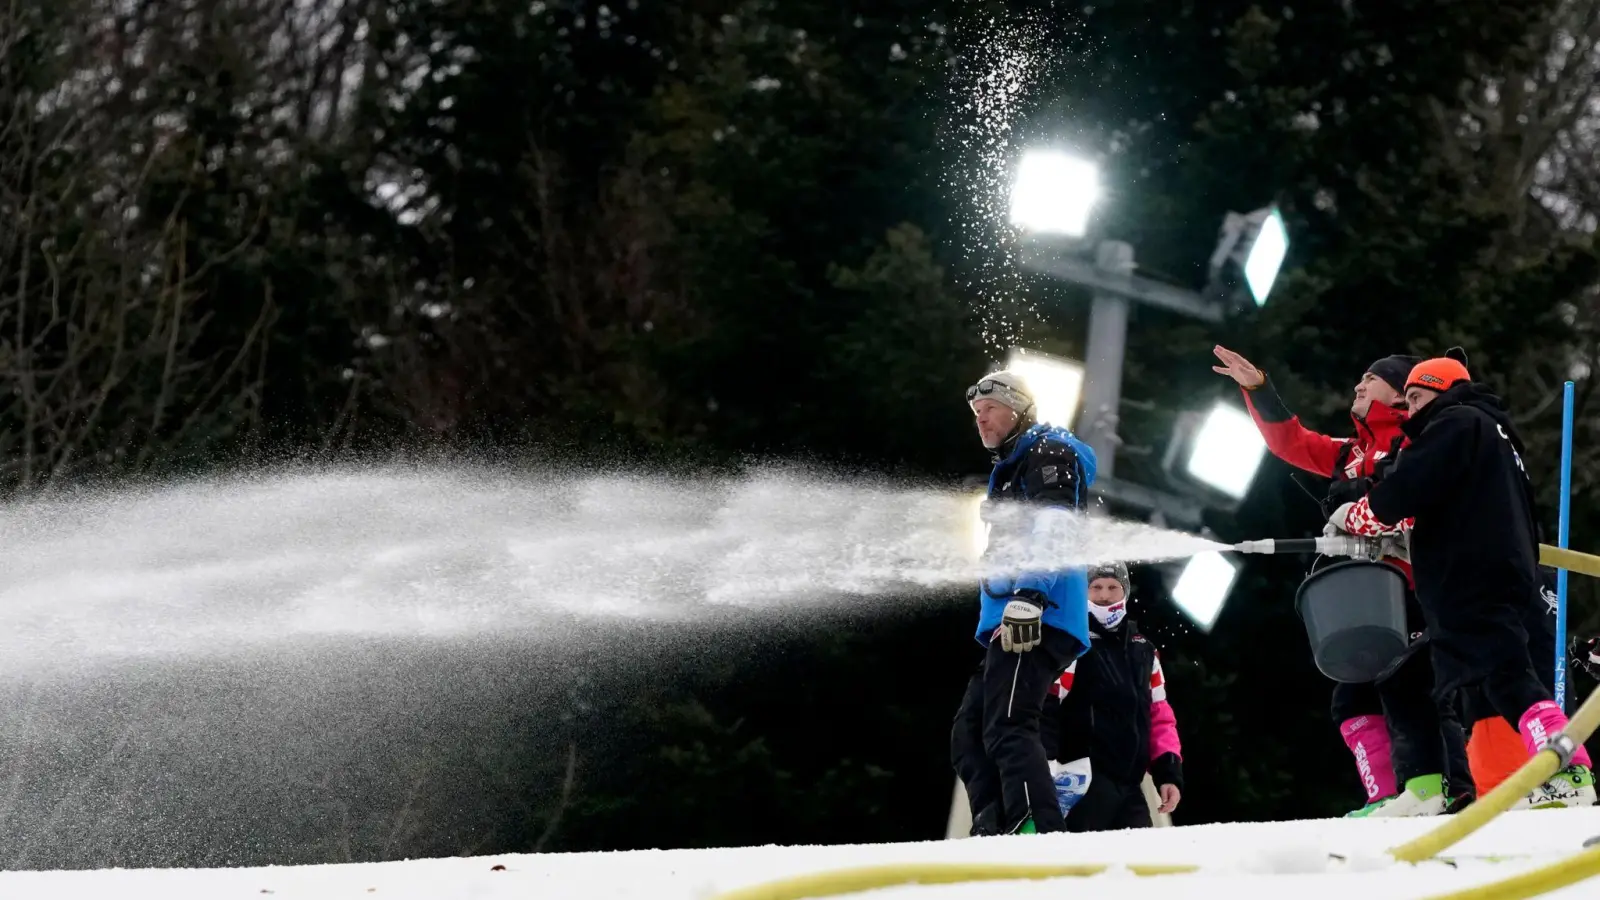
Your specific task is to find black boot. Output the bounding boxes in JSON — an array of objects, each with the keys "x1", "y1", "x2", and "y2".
[{"x1": 970, "y1": 803, "x2": 1002, "y2": 836}]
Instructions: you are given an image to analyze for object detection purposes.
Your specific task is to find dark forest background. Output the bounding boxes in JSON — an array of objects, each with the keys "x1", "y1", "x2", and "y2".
[{"x1": 5, "y1": 0, "x2": 1600, "y2": 869}]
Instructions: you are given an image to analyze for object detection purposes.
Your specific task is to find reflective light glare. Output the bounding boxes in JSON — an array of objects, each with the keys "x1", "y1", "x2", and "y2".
[
  {"x1": 1186, "y1": 401, "x2": 1267, "y2": 500},
  {"x1": 1171, "y1": 551, "x2": 1239, "y2": 631},
  {"x1": 1008, "y1": 150, "x2": 1099, "y2": 237},
  {"x1": 1244, "y1": 207, "x2": 1289, "y2": 305},
  {"x1": 1006, "y1": 348, "x2": 1084, "y2": 429},
  {"x1": 969, "y1": 494, "x2": 990, "y2": 559}
]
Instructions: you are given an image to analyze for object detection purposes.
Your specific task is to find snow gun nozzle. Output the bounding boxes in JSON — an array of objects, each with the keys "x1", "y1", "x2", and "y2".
[
  {"x1": 1227, "y1": 536, "x2": 1379, "y2": 558},
  {"x1": 1229, "y1": 538, "x2": 1319, "y2": 554},
  {"x1": 1231, "y1": 540, "x2": 1279, "y2": 554}
]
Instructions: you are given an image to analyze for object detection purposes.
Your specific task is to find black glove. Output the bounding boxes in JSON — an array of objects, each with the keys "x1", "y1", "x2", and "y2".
[{"x1": 1321, "y1": 476, "x2": 1372, "y2": 520}]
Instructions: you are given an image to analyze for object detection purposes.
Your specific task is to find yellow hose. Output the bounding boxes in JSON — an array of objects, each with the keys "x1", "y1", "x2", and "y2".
[
  {"x1": 706, "y1": 542, "x2": 1600, "y2": 900},
  {"x1": 1417, "y1": 845, "x2": 1600, "y2": 900},
  {"x1": 1386, "y1": 685, "x2": 1600, "y2": 864},
  {"x1": 705, "y1": 861, "x2": 1199, "y2": 900},
  {"x1": 1539, "y1": 544, "x2": 1600, "y2": 578}
]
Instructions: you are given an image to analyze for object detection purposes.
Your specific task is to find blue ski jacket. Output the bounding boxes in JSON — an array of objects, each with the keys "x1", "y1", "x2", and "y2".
[{"x1": 974, "y1": 423, "x2": 1097, "y2": 651}]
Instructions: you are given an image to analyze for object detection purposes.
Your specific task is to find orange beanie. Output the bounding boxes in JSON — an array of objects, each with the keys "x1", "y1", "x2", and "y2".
[{"x1": 1405, "y1": 357, "x2": 1471, "y2": 394}]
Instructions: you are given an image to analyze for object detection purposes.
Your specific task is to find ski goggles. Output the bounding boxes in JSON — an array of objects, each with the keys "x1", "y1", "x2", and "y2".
[{"x1": 966, "y1": 378, "x2": 1025, "y2": 402}]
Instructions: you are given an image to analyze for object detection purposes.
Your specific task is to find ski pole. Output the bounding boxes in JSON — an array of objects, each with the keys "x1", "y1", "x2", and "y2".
[{"x1": 1556, "y1": 379, "x2": 1575, "y2": 711}]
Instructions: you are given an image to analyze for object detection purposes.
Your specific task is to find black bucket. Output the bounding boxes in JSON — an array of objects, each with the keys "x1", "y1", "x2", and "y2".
[{"x1": 1293, "y1": 560, "x2": 1410, "y2": 684}]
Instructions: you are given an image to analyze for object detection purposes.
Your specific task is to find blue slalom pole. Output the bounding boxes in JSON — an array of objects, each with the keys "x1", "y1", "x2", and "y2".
[{"x1": 1555, "y1": 380, "x2": 1575, "y2": 711}]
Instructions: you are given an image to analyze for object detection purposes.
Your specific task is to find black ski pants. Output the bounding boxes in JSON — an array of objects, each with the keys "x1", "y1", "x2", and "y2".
[
  {"x1": 1443, "y1": 595, "x2": 1557, "y2": 740},
  {"x1": 951, "y1": 625, "x2": 1083, "y2": 834},
  {"x1": 1457, "y1": 661, "x2": 1552, "y2": 739},
  {"x1": 1066, "y1": 776, "x2": 1152, "y2": 832}
]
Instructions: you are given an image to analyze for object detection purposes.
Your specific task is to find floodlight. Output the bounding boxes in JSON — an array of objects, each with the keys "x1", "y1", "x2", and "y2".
[
  {"x1": 1206, "y1": 205, "x2": 1291, "y2": 308},
  {"x1": 1005, "y1": 347, "x2": 1084, "y2": 429},
  {"x1": 1184, "y1": 400, "x2": 1267, "y2": 500},
  {"x1": 1171, "y1": 551, "x2": 1239, "y2": 631},
  {"x1": 1244, "y1": 207, "x2": 1289, "y2": 305},
  {"x1": 1009, "y1": 150, "x2": 1100, "y2": 237}
]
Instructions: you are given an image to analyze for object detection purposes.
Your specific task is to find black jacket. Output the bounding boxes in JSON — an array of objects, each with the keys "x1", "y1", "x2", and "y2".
[
  {"x1": 1042, "y1": 616, "x2": 1183, "y2": 790},
  {"x1": 1365, "y1": 382, "x2": 1543, "y2": 689}
]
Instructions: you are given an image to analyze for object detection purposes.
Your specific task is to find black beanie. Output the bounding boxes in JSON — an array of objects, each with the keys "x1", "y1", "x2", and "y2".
[{"x1": 1367, "y1": 354, "x2": 1424, "y2": 395}]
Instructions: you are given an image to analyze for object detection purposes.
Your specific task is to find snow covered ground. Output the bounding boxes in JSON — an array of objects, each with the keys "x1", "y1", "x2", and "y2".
[{"x1": 2, "y1": 806, "x2": 1597, "y2": 900}]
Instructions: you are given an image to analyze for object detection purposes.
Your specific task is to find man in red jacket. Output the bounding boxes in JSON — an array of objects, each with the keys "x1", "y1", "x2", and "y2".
[{"x1": 1212, "y1": 346, "x2": 1469, "y2": 816}]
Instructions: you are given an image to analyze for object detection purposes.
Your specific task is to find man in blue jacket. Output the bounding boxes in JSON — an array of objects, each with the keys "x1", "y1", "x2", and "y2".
[{"x1": 951, "y1": 368, "x2": 1097, "y2": 835}]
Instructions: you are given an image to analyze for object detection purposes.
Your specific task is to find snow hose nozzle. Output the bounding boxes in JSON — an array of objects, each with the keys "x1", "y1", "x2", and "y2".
[
  {"x1": 1229, "y1": 536, "x2": 1378, "y2": 558},
  {"x1": 1232, "y1": 539, "x2": 1284, "y2": 554},
  {"x1": 1231, "y1": 538, "x2": 1319, "y2": 555}
]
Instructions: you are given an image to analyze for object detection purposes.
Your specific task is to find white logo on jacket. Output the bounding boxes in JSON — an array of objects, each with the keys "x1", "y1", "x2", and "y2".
[
  {"x1": 1342, "y1": 445, "x2": 1387, "y2": 480},
  {"x1": 1497, "y1": 423, "x2": 1527, "y2": 474}
]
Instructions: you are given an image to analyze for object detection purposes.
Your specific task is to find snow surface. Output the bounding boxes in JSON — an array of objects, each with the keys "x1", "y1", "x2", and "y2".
[{"x1": 2, "y1": 807, "x2": 1598, "y2": 900}]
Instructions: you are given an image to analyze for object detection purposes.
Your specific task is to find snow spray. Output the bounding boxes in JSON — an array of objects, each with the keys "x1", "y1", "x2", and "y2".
[
  {"x1": 0, "y1": 464, "x2": 1224, "y2": 869},
  {"x1": 0, "y1": 464, "x2": 1221, "y2": 669}
]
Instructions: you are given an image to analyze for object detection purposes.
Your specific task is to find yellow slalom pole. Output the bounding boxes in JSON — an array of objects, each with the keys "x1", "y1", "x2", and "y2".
[
  {"x1": 1539, "y1": 544, "x2": 1600, "y2": 579},
  {"x1": 1387, "y1": 686, "x2": 1600, "y2": 864},
  {"x1": 706, "y1": 861, "x2": 1200, "y2": 900},
  {"x1": 1418, "y1": 844, "x2": 1600, "y2": 900}
]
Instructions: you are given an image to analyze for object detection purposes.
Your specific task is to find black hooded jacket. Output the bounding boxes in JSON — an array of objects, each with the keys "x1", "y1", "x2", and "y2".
[
  {"x1": 1365, "y1": 382, "x2": 1543, "y2": 688},
  {"x1": 1040, "y1": 615, "x2": 1183, "y2": 790}
]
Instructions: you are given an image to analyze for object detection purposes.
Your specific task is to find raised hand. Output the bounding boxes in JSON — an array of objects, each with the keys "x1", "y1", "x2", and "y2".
[{"x1": 1212, "y1": 345, "x2": 1265, "y2": 389}]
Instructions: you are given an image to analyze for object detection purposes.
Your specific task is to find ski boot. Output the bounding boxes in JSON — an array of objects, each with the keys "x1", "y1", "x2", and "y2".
[
  {"x1": 1345, "y1": 797, "x2": 1388, "y2": 818},
  {"x1": 969, "y1": 804, "x2": 1002, "y2": 837},
  {"x1": 1351, "y1": 774, "x2": 1448, "y2": 818},
  {"x1": 1444, "y1": 790, "x2": 1476, "y2": 814},
  {"x1": 1521, "y1": 765, "x2": 1597, "y2": 810}
]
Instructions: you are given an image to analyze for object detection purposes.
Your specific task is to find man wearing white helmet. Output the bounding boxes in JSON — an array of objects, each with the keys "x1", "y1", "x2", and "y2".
[{"x1": 951, "y1": 367, "x2": 1098, "y2": 835}]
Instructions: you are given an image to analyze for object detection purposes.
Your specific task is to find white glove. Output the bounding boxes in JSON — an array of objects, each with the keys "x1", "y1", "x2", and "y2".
[
  {"x1": 999, "y1": 599, "x2": 1043, "y2": 653},
  {"x1": 1378, "y1": 531, "x2": 1411, "y2": 563},
  {"x1": 1326, "y1": 501, "x2": 1354, "y2": 535}
]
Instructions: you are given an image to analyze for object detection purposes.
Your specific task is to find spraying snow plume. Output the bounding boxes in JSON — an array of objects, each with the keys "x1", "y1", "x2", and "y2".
[
  {"x1": 938, "y1": 9, "x2": 1088, "y2": 351},
  {"x1": 0, "y1": 464, "x2": 1218, "y2": 670}
]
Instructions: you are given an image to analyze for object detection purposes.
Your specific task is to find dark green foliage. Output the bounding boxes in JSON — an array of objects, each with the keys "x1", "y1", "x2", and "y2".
[{"x1": 2, "y1": 0, "x2": 1597, "y2": 864}]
